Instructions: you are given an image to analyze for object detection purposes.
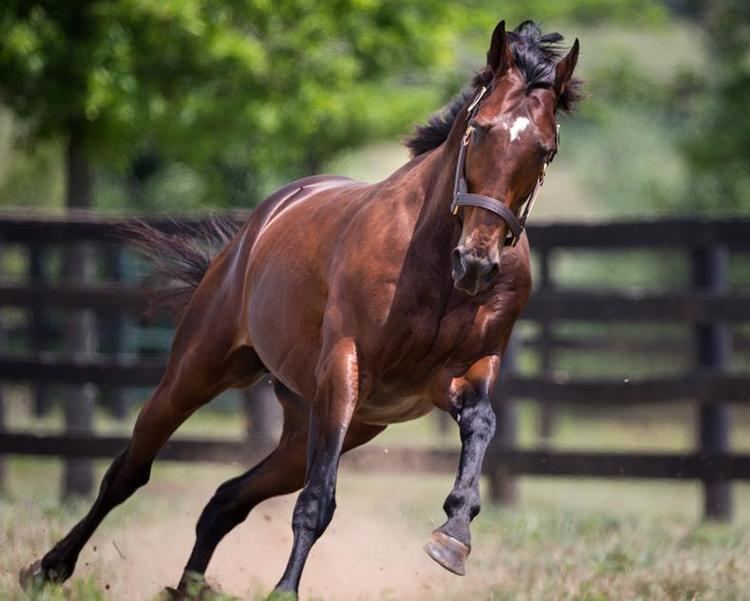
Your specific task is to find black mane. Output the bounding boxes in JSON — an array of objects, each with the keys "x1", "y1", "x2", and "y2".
[{"x1": 405, "y1": 21, "x2": 583, "y2": 157}]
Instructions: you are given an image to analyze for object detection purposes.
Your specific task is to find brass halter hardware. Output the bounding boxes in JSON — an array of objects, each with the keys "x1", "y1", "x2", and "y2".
[{"x1": 450, "y1": 87, "x2": 558, "y2": 247}]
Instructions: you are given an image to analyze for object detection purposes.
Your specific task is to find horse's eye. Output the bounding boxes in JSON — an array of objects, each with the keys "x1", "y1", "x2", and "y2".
[
  {"x1": 542, "y1": 147, "x2": 557, "y2": 163},
  {"x1": 468, "y1": 120, "x2": 489, "y2": 142}
]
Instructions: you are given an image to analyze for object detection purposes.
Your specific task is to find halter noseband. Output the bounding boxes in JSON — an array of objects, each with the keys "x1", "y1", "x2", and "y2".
[{"x1": 450, "y1": 86, "x2": 558, "y2": 247}]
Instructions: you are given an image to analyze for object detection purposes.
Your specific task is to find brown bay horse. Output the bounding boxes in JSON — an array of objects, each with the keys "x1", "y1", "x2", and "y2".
[{"x1": 21, "y1": 19, "x2": 581, "y2": 600}]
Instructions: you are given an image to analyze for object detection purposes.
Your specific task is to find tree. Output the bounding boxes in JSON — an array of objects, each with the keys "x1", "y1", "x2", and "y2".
[
  {"x1": 682, "y1": 0, "x2": 750, "y2": 212},
  {"x1": 1, "y1": 0, "x2": 674, "y2": 211},
  {"x1": 0, "y1": 0, "x2": 455, "y2": 208}
]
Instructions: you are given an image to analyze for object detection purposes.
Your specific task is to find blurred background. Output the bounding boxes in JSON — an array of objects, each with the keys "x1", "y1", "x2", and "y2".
[{"x1": 1, "y1": 1, "x2": 749, "y2": 600}]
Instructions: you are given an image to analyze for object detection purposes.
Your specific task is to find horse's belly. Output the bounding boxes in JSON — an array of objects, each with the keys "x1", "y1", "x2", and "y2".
[{"x1": 355, "y1": 391, "x2": 434, "y2": 426}]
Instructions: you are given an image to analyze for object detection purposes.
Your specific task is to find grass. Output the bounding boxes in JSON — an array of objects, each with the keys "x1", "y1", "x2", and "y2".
[
  {"x1": 465, "y1": 506, "x2": 750, "y2": 601},
  {"x1": 3, "y1": 463, "x2": 750, "y2": 600},
  {"x1": 3, "y1": 398, "x2": 750, "y2": 600}
]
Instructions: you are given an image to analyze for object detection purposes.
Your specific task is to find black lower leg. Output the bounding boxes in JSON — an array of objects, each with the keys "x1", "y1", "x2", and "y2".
[
  {"x1": 183, "y1": 473, "x2": 257, "y2": 577},
  {"x1": 39, "y1": 448, "x2": 152, "y2": 582},
  {"x1": 183, "y1": 452, "x2": 305, "y2": 576},
  {"x1": 273, "y1": 437, "x2": 342, "y2": 595},
  {"x1": 438, "y1": 397, "x2": 496, "y2": 547}
]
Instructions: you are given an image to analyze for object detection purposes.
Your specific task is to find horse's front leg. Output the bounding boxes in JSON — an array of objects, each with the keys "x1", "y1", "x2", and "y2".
[
  {"x1": 425, "y1": 355, "x2": 500, "y2": 576},
  {"x1": 270, "y1": 338, "x2": 361, "y2": 600}
]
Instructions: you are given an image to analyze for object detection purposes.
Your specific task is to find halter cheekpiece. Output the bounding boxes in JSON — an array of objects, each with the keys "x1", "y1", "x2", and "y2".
[{"x1": 450, "y1": 86, "x2": 558, "y2": 247}]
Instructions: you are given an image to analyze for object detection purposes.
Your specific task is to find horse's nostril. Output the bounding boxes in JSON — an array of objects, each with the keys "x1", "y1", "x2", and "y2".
[{"x1": 451, "y1": 248, "x2": 465, "y2": 276}]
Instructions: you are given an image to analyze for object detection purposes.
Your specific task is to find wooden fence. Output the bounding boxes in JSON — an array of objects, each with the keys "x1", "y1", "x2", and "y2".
[{"x1": 0, "y1": 212, "x2": 749, "y2": 519}]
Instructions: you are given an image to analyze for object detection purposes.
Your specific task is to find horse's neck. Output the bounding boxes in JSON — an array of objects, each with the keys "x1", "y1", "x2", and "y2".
[{"x1": 404, "y1": 141, "x2": 462, "y2": 255}]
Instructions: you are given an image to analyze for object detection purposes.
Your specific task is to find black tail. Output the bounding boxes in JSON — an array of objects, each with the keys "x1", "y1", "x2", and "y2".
[{"x1": 123, "y1": 216, "x2": 242, "y2": 319}]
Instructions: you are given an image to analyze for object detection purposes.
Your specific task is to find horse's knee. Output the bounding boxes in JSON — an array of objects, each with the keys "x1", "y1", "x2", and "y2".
[
  {"x1": 102, "y1": 449, "x2": 153, "y2": 505},
  {"x1": 292, "y1": 484, "x2": 336, "y2": 541},
  {"x1": 460, "y1": 398, "x2": 496, "y2": 439}
]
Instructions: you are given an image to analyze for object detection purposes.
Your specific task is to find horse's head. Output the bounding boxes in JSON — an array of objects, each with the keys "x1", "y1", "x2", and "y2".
[{"x1": 450, "y1": 20, "x2": 581, "y2": 296}]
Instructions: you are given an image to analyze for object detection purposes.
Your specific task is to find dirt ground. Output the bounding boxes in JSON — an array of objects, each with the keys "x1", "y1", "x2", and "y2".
[
  {"x1": 83, "y1": 489, "x2": 462, "y2": 601},
  {"x1": 3, "y1": 463, "x2": 489, "y2": 601}
]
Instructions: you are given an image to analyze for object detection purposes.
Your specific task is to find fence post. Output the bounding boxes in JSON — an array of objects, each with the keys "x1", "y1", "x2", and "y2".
[
  {"x1": 0, "y1": 308, "x2": 6, "y2": 496},
  {"x1": 62, "y1": 242, "x2": 96, "y2": 500},
  {"x1": 29, "y1": 243, "x2": 53, "y2": 417},
  {"x1": 98, "y1": 245, "x2": 128, "y2": 419},
  {"x1": 692, "y1": 245, "x2": 733, "y2": 521},
  {"x1": 242, "y1": 380, "x2": 278, "y2": 458},
  {"x1": 537, "y1": 248, "x2": 556, "y2": 444},
  {"x1": 487, "y1": 336, "x2": 519, "y2": 505}
]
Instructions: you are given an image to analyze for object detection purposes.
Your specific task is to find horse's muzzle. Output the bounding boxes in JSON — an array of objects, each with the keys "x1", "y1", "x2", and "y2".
[{"x1": 451, "y1": 247, "x2": 500, "y2": 296}]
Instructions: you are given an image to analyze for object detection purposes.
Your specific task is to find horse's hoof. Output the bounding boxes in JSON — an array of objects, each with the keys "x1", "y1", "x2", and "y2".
[
  {"x1": 266, "y1": 590, "x2": 298, "y2": 601},
  {"x1": 423, "y1": 530, "x2": 470, "y2": 576},
  {"x1": 162, "y1": 586, "x2": 182, "y2": 600},
  {"x1": 19, "y1": 559, "x2": 45, "y2": 591},
  {"x1": 162, "y1": 586, "x2": 211, "y2": 601},
  {"x1": 163, "y1": 573, "x2": 223, "y2": 601}
]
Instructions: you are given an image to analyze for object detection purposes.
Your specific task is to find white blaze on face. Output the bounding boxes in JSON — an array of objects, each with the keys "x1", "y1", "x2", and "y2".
[{"x1": 509, "y1": 116, "x2": 530, "y2": 142}]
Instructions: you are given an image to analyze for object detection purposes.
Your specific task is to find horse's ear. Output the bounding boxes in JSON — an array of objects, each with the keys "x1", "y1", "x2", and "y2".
[
  {"x1": 554, "y1": 38, "x2": 580, "y2": 97},
  {"x1": 487, "y1": 20, "x2": 512, "y2": 75}
]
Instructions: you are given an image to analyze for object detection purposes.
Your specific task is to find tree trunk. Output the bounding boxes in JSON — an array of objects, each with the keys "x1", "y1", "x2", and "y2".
[
  {"x1": 62, "y1": 122, "x2": 96, "y2": 500},
  {"x1": 65, "y1": 121, "x2": 93, "y2": 209},
  {"x1": 29, "y1": 244, "x2": 52, "y2": 416},
  {"x1": 488, "y1": 337, "x2": 519, "y2": 505},
  {"x1": 98, "y1": 246, "x2": 128, "y2": 419}
]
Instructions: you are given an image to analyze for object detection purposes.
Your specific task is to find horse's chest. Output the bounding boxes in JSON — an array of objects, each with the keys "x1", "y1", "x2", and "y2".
[{"x1": 396, "y1": 300, "x2": 507, "y2": 369}]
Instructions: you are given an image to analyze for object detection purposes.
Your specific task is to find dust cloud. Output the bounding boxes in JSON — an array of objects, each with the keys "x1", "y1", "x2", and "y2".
[{"x1": 70, "y1": 473, "x2": 482, "y2": 601}]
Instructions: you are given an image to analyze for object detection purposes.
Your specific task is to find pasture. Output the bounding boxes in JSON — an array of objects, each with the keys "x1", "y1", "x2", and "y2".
[{"x1": 3, "y1": 402, "x2": 750, "y2": 601}]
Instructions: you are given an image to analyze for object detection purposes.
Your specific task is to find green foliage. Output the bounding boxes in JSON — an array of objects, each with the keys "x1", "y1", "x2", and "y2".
[
  {"x1": 0, "y1": 0, "x2": 454, "y2": 208},
  {"x1": 0, "y1": 110, "x2": 64, "y2": 209},
  {"x1": 682, "y1": 0, "x2": 750, "y2": 212},
  {"x1": 555, "y1": 22, "x2": 706, "y2": 217},
  {"x1": 456, "y1": 0, "x2": 667, "y2": 40},
  {"x1": 0, "y1": 0, "x2": 681, "y2": 211}
]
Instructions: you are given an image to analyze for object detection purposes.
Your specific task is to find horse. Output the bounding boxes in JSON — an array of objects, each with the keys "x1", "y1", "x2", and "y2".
[{"x1": 21, "y1": 19, "x2": 581, "y2": 600}]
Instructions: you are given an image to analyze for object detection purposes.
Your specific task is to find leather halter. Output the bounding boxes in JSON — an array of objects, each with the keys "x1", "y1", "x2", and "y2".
[{"x1": 450, "y1": 86, "x2": 557, "y2": 247}]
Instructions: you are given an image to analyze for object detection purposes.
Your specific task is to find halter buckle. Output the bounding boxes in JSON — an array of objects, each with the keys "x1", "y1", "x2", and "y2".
[{"x1": 467, "y1": 86, "x2": 487, "y2": 113}]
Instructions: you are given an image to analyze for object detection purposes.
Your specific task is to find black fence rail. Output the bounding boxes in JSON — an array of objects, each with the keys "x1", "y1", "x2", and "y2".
[{"x1": 0, "y1": 212, "x2": 749, "y2": 519}]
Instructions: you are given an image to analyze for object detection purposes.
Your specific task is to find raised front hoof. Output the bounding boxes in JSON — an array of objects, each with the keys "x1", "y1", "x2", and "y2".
[{"x1": 423, "y1": 530, "x2": 470, "y2": 576}]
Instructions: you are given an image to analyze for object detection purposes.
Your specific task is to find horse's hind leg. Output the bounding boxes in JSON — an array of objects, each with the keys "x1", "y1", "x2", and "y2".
[
  {"x1": 171, "y1": 381, "x2": 384, "y2": 597},
  {"x1": 20, "y1": 332, "x2": 263, "y2": 587},
  {"x1": 175, "y1": 382, "x2": 310, "y2": 592}
]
